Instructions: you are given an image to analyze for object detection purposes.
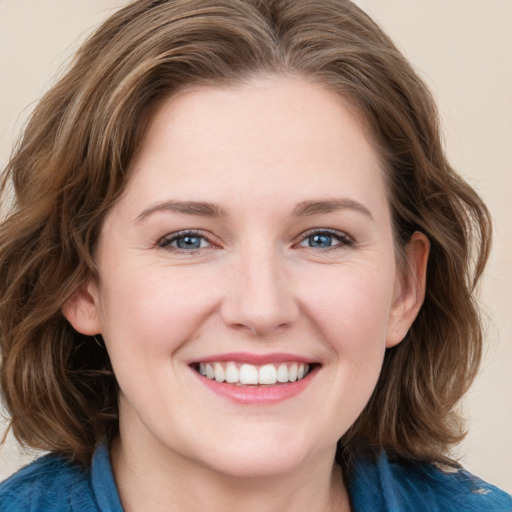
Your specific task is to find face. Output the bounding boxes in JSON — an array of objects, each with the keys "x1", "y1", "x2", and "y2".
[{"x1": 65, "y1": 76, "x2": 427, "y2": 479}]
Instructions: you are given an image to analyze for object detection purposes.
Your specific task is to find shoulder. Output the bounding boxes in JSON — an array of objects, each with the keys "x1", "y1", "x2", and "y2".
[
  {"x1": 0, "y1": 453, "x2": 94, "y2": 512},
  {"x1": 388, "y1": 458, "x2": 511, "y2": 511},
  {"x1": 350, "y1": 450, "x2": 512, "y2": 512}
]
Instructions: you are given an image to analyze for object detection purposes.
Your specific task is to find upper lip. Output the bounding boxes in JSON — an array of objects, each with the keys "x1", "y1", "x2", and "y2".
[{"x1": 189, "y1": 352, "x2": 318, "y2": 365}]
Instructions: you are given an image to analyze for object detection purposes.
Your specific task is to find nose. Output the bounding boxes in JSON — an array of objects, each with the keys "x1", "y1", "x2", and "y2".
[{"x1": 221, "y1": 244, "x2": 300, "y2": 337}]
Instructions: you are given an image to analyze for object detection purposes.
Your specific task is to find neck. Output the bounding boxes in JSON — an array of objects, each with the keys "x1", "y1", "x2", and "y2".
[{"x1": 111, "y1": 434, "x2": 351, "y2": 512}]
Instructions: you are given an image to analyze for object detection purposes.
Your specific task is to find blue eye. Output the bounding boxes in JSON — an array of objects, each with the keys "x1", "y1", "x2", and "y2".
[
  {"x1": 298, "y1": 230, "x2": 351, "y2": 249},
  {"x1": 308, "y1": 233, "x2": 335, "y2": 248},
  {"x1": 159, "y1": 231, "x2": 211, "y2": 250},
  {"x1": 174, "y1": 235, "x2": 204, "y2": 249}
]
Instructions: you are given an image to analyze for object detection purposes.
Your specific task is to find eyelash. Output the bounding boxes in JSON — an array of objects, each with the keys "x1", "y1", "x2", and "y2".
[
  {"x1": 157, "y1": 228, "x2": 354, "y2": 252},
  {"x1": 296, "y1": 228, "x2": 354, "y2": 250},
  {"x1": 157, "y1": 230, "x2": 213, "y2": 251}
]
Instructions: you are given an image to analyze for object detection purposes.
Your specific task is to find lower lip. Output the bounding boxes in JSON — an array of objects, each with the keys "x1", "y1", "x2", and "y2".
[{"x1": 193, "y1": 367, "x2": 318, "y2": 405}]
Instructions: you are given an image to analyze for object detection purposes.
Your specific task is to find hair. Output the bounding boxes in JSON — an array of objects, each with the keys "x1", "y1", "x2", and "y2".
[{"x1": 0, "y1": 0, "x2": 491, "y2": 468}]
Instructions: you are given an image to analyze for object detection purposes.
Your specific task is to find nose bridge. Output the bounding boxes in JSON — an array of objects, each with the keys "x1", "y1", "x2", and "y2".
[{"x1": 221, "y1": 238, "x2": 298, "y2": 336}]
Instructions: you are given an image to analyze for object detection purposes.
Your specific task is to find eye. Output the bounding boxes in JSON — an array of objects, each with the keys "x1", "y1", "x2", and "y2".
[
  {"x1": 158, "y1": 230, "x2": 212, "y2": 251},
  {"x1": 297, "y1": 229, "x2": 353, "y2": 249}
]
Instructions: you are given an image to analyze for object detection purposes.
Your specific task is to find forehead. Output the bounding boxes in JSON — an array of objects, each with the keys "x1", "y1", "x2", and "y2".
[{"x1": 121, "y1": 76, "x2": 388, "y2": 218}]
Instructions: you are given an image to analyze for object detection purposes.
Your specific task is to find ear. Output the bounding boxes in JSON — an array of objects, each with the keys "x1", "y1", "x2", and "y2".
[
  {"x1": 62, "y1": 279, "x2": 102, "y2": 335},
  {"x1": 386, "y1": 232, "x2": 430, "y2": 348}
]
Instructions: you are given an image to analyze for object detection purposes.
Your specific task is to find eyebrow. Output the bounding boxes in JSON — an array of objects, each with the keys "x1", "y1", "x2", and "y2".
[
  {"x1": 135, "y1": 197, "x2": 372, "y2": 223},
  {"x1": 293, "y1": 199, "x2": 373, "y2": 218},
  {"x1": 135, "y1": 200, "x2": 227, "y2": 222}
]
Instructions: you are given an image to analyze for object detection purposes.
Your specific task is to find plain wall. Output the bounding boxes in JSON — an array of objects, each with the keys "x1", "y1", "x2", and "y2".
[{"x1": 1, "y1": 0, "x2": 511, "y2": 493}]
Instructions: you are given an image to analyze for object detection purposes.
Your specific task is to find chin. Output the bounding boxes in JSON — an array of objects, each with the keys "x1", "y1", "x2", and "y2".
[
  {"x1": 204, "y1": 452, "x2": 307, "y2": 480},
  {"x1": 191, "y1": 429, "x2": 322, "y2": 480}
]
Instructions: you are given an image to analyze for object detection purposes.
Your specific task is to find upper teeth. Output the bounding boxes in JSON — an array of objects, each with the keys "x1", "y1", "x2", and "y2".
[{"x1": 198, "y1": 362, "x2": 310, "y2": 385}]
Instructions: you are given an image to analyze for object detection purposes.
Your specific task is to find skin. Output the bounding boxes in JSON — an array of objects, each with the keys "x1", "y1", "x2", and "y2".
[{"x1": 64, "y1": 76, "x2": 429, "y2": 512}]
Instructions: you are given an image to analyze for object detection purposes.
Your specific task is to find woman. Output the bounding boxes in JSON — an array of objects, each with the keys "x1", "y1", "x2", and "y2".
[{"x1": 0, "y1": 0, "x2": 510, "y2": 510}]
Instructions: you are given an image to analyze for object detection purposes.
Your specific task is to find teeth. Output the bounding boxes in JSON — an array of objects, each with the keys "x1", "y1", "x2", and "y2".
[
  {"x1": 214, "y1": 362, "x2": 225, "y2": 382},
  {"x1": 259, "y1": 364, "x2": 277, "y2": 384},
  {"x1": 198, "y1": 361, "x2": 311, "y2": 385},
  {"x1": 289, "y1": 362, "x2": 298, "y2": 382},
  {"x1": 239, "y1": 364, "x2": 259, "y2": 385},
  {"x1": 205, "y1": 364, "x2": 215, "y2": 380},
  {"x1": 225, "y1": 362, "x2": 239, "y2": 383},
  {"x1": 276, "y1": 363, "x2": 288, "y2": 383}
]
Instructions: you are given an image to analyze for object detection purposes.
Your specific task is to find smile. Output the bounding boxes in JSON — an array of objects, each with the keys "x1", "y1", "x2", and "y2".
[
  {"x1": 197, "y1": 361, "x2": 311, "y2": 386},
  {"x1": 190, "y1": 355, "x2": 320, "y2": 404}
]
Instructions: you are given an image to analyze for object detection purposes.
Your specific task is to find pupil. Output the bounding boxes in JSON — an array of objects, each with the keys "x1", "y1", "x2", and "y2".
[
  {"x1": 177, "y1": 236, "x2": 200, "y2": 249},
  {"x1": 310, "y1": 234, "x2": 331, "y2": 248}
]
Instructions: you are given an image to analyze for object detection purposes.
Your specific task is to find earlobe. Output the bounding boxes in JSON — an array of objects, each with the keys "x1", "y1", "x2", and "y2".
[
  {"x1": 386, "y1": 232, "x2": 430, "y2": 348},
  {"x1": 62, "y1": 280, "x2": 102, "y2": 335}
]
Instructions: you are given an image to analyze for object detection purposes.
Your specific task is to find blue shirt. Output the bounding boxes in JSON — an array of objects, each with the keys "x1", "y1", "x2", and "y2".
[{"x1": 1, "y1": 443, "x2": 511, "y2": 511}]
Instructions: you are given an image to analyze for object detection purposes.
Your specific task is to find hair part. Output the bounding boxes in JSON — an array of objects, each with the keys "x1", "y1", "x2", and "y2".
[{"x1": 0, "y1": 0, "x2": 491, "y2": 467}]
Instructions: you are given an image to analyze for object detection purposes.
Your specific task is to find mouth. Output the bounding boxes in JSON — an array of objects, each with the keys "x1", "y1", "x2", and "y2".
[
  {"x1": 191, "y1": 361, "x2": 316, "y2": 386},
  {"x1": 189, "y1": 355, "x2": 320, "y2": 404}
]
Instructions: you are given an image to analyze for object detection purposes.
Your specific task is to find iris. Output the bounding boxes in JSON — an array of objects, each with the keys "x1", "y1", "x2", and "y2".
[
  {"x1": 308, "y1": 233, "x2": 334, "y2": 248},
  {"x1": 175, "y1": 235, "x2": 203, "y2": 249}
]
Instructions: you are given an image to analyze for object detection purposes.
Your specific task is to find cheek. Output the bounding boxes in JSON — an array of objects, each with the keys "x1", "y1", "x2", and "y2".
[
  {"x1": 305, "y1": 266, "x2": 395, "y2": 424},
  {"x1": 98, "y1": 263, "x2": 221, "y2": 357},
  {"x1": 299, "y1": 263, "x2": 396, "y2": 353}
]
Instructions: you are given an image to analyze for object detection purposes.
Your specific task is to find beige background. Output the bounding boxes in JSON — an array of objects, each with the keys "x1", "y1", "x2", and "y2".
[{"x1": 0, "y1": 0, "x2": 511, "y2": 493}]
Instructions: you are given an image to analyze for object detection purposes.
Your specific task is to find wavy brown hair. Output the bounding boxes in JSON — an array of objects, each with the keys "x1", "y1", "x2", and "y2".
[{"x1": 0, "y1": 0, "x2": 491, "y2": 467}]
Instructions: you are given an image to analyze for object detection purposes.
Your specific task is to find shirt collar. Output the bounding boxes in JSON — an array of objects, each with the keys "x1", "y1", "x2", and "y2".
[{"x1": 89, "y1": 442, "x2": 124, "y2": 511}]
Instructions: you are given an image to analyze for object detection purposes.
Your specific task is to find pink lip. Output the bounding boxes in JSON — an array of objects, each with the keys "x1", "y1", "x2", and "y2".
[
  {"x1": 191, "y1": 352, "x2": 316, "y2": 365},
  {"x1": 191, "y1": 364, "x2": 319, "y2": 405}
]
